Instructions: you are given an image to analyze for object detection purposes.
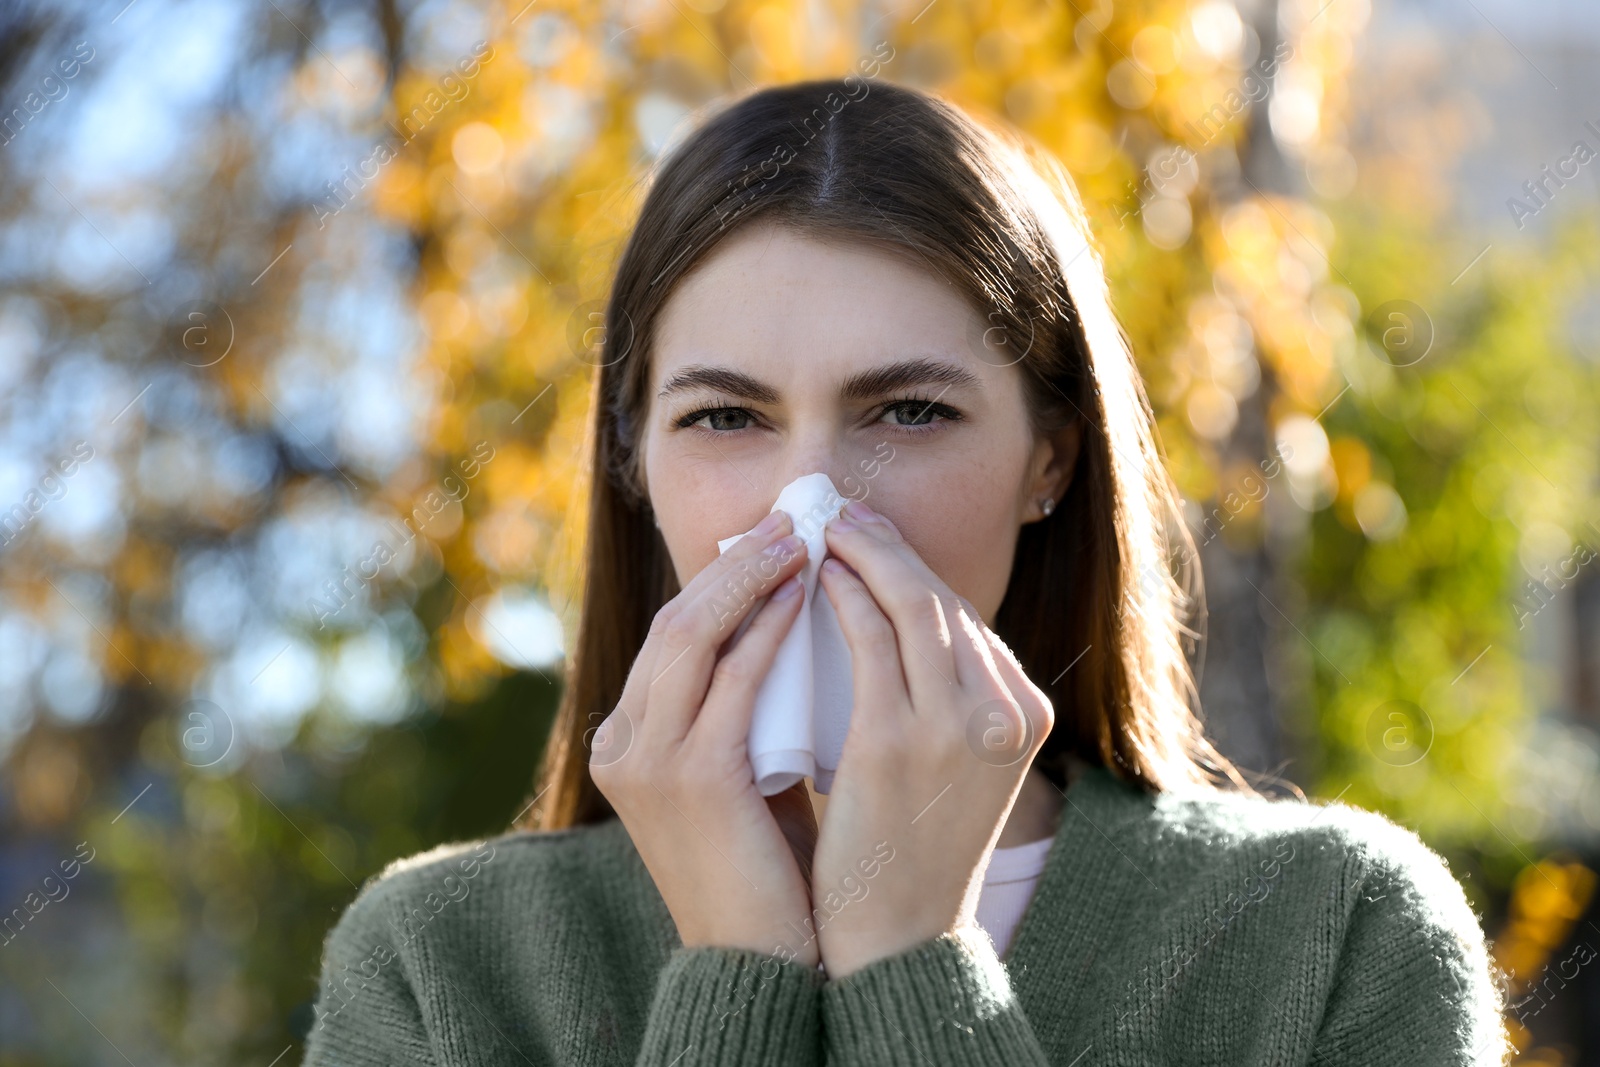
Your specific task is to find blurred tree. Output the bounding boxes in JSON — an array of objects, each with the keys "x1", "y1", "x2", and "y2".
[{"x1": 3, "y1": 0, "x2": 1597, "y2": 1064}]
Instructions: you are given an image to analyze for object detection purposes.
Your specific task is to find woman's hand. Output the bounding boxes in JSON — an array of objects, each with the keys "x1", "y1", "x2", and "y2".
[
  {"x1": 810, "y1": 500, "x2": 1054, "y2": 979},
  {"x1": 589, "y1": 510, "x2": 824, "y2": 968}
]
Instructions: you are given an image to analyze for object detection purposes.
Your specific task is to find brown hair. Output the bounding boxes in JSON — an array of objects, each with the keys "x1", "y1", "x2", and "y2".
[{"x1": 520, "y1": 76, "x2": 1245, "y2": 831}]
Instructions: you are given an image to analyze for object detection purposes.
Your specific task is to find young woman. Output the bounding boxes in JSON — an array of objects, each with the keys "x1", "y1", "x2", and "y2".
[{"x1": 304, "y1": 78, "x2": 1505, "y2": 1065}]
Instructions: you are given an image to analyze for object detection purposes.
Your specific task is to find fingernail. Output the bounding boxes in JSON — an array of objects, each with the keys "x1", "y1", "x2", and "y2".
[
  {"x1": 765, "y1": 533, "x2": 803, "y2": 558},
  {"x1": 772, "y1": 576, "x2": 802, "y2": 600},
  {"x1": 844, "y1": 499, "x2": 898, "y2": 534},
  {"x1": 830, "y1": 516, "x2": 859, "y2": 532},
  {"x1": 754, "y1": 510, "x2": 788, "y2": 538}
]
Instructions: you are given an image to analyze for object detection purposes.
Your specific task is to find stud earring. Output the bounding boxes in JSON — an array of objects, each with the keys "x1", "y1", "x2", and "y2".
[{"x1": 1040, "y1": 497, "x2": 1055, "y2": 517}]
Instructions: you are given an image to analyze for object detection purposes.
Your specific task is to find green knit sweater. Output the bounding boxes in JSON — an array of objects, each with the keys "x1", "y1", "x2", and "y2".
[{"x1": 301, "y1": 766, "x2": 1506, "y2": 1065}]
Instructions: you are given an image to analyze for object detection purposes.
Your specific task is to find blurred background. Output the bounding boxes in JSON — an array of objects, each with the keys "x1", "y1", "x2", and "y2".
[{"x1": 0, "y1": 0, "x2": 1597, "y2": 1062}]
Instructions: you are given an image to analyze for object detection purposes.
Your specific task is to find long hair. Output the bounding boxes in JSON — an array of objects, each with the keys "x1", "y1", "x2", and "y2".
[{"x1": 520, "y1": 77, "x2": 1245, "y2": 831}]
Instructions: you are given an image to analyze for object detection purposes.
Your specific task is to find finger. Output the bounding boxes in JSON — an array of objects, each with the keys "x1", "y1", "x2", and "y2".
[
  {"x1": 614, "y1": 510, "x2": 796, "y2": 741},
  {"x1": 826, "y1": 505, "x2": 954, "y2": 598},
  {"x1": 818, "y1": 557, "x2": 912, "y2": 724},
  {"x1": 823, "y1": 515, "x2": 960, "y2": 702},
  {"x1": 655, "y1": 509, "x2": 797, "y2": 641},
  {"x1": 939, "y1": 588, "x2": 1045, "y2": 709},
  {"x1": 696, "y1": 573, "x2": 805, "y2": 749},
  {"x1": 966, "y1": 610, "x2": 1046, "y2": 704},
  {"x1": 943, "y1": 602, "x2": 1036, "y2": 768},
  {"x1": 946, "y1": 598, "x2": 1004, "y2": 692},
  {"x1": 645, "y1": 533, "x2": 810, "y2": 746},
  {"x1": 971, "y1": 616, "x2": 1054, "y2": 749}
]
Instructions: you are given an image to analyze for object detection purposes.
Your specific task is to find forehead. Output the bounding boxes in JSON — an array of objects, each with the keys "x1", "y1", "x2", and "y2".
[{"x1": 649, "y1": 221, "x2": 992, "y2": 390}]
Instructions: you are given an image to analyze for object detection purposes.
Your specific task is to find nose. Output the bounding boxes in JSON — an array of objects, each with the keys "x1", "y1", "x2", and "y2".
[
  {"x1": 773, "y1": 442, "x2": 891, "y2": 513},
  {"x1": 758, "y1": 399, "x2": 902, "y2": 530},
  {"x1": 769, "y1": 418, "x2": 836, "y2": 488}
]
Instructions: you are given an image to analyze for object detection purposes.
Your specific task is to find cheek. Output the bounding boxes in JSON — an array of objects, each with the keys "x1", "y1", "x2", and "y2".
[
  {"x1": 909, "y1": 497, "x2": 1019, "y2": 616},
  {"x1": 877, "y1": 451, "x2": 1026, "y2": 619},
  {"x1": 646, "y1": 438, "x2": 768, "y2": 586}
]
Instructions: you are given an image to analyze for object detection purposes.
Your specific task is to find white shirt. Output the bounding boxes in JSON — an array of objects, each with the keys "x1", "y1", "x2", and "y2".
[
  {"x1": 807, "y1": 834, "x2": 1057, "y2": 973},
  {"x1": 973, "y1": 835, "x2": 1055, "y2": 959}
]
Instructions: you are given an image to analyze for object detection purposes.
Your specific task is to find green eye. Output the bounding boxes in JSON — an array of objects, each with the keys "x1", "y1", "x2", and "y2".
[
  {"x1": 677, "y1": 407, "x2": 755, "y2": 433},
  {"x1": 674, "y1": 398, "x2": 962, "y2": 436},
  {"x1": 881, "y1": 399, "x2": 961, "y2": 429}
]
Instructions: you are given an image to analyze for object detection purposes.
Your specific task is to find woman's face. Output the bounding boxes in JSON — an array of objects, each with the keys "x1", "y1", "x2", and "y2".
[{"x1": 640, "y1": 221, "x2": 1077, "y2": 625}]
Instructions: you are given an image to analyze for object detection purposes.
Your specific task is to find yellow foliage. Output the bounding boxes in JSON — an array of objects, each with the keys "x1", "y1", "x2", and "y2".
[
  {"x1": 357, "y1": 0, "x2": 1375, "y2": 691},
  {"x1": 1493, "y1": 858, "x2": 1599, "y2": 994}
]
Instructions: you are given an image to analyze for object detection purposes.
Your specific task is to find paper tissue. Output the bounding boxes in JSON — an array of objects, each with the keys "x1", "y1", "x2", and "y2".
[{"x1": 716, "y1": 472, "x2": 856, "y2": 796}]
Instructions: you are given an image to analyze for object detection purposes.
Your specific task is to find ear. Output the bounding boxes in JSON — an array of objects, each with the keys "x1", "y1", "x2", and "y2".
[{"x1": 1025, "y1": 417, "x2": 1083, "y2": 522}]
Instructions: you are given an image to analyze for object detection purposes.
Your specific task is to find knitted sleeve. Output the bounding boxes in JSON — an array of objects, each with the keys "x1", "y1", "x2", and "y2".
[
  {"x1": 636, "y1": 945, "x2": 825, "y2": 1065},
  {"x1": 302, "y1": 886, "x2": 826, "y2": 1067},
  {"x1": 1308, "y1": 829, "x2": 1508, "y2": 1066},
  {"x1": 819, "y1": 925, "x2": 1052, "y2": 1066}
]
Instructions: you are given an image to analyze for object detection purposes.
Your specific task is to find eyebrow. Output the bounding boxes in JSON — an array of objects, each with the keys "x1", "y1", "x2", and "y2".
[{"x1": 656, "y1": 357, "x2": 982, "y2": 405}]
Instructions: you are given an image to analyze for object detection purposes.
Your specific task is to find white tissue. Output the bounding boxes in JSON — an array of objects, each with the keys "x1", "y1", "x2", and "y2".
[{"x1": 716, "y1": 472, "x2": 856, "y2": 797}]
